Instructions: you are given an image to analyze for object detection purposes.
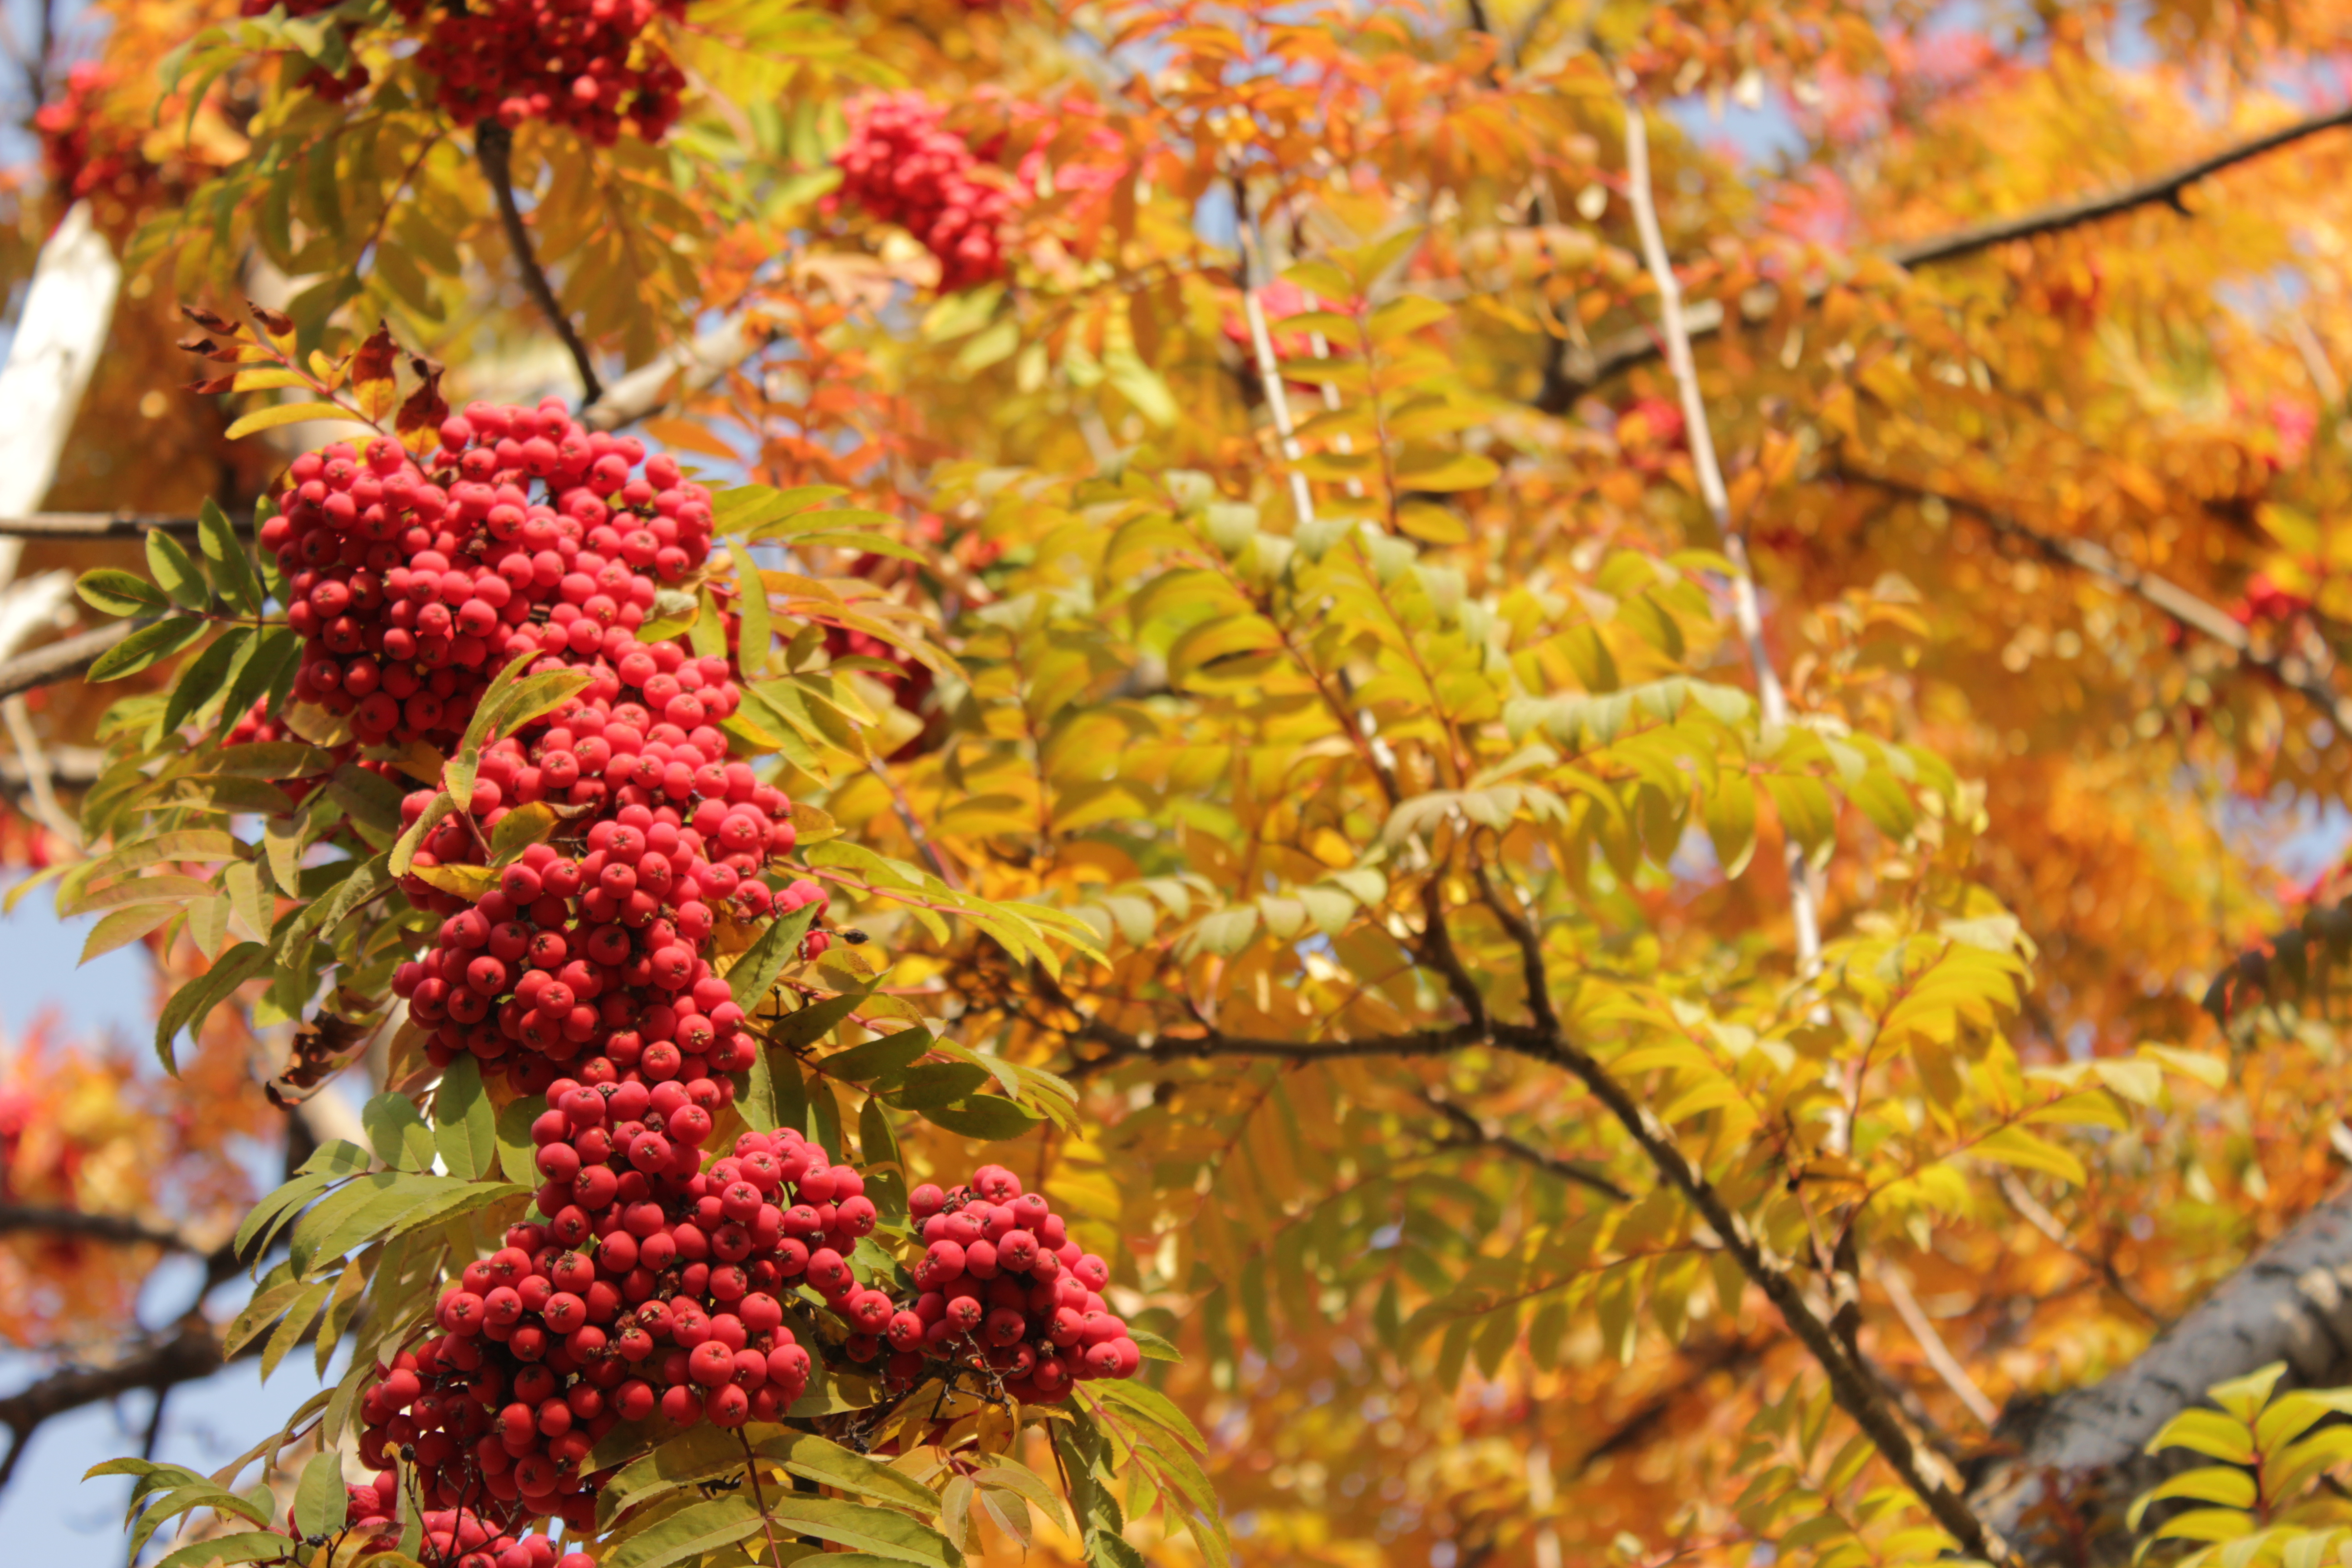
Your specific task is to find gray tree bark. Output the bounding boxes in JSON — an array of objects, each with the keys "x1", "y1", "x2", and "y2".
[{"x1": 1972, "y1": 1183, "x2": 2352, "y2": 1562}]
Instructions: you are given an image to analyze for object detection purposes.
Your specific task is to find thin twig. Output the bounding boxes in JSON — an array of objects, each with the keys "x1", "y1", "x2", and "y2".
[
  {"x1": 1870, "y1": 1259, "x2": 1999, "y2": 1428},
  {"x1": 1622, "y1": 104, "x2": 1822, "y2": 979},
  {"x1": 1546, "y1": 101, "x2": 2352, "y2": 402},
  {"x1": 1419, "y1": 1087, "x2": 1631, "y2": 1201},
  {"x1": 4, "y1": 694, "x2": 78, "y2": 850},
  {"x1": 1850, "y1": 472, "x2": 2352, "y2": 738},
  {"x1": 475, "y1": 124, "x2": 603, "y2": 405},
  {"x1": 0, "y1": 620, "x2": 142, "y2": 700},
  {"x1": 1996, "y1": 1172, "x2": 2170, "y2": 1328}
]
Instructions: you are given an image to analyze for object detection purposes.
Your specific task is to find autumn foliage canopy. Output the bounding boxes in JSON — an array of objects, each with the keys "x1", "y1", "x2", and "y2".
[{"x1": 7, "y1": 2, "x2": 2352, "y2": 1568}]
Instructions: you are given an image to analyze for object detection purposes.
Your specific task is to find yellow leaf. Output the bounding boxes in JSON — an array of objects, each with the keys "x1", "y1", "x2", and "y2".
[{"x1": 224, "y1": 402, "x2": 355, "y2": 441}]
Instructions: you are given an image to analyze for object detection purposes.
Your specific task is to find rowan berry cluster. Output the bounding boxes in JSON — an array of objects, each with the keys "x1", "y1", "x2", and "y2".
[
  {"x1": 244, "y1": 0, "x2": 689, "y2": 142},
  {"x1": 831, "y1": 93, "x2": 1013, "y2": 291},
  {"x1": 238, "y1": 0, "x2": 372, "y2": 101},
  {"x1": 871, "y1": 1164, "x2": 1138, "y2": 1401},
  {"x1": 388, "y1": 750, "x2": 828, "y2": 1096},
  {"x1": 260, "y1": 403, "x2": 711, "y2": 751},
  {"x1": 35, "y1": 64, "x2": 141, "y2": 203},
  {"x1": 358, "y1": 1276, "x2": 611, "y2": 1535},
  {"x1": 404, "y1": 0, "x2": 689, "y2": 144},
  {"x1": 324, "y1": 1470, "x2": 571, "y2": 1568}
]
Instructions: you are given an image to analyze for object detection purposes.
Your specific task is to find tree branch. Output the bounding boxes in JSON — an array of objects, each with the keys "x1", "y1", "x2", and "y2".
[
  {"x1": 1418, "y1": 1087, "x2": 1632, "y2": 1202},
  {"x1": 0, "y1": 620, "x2": 141, "y2": 701},
  {"x1": 1501, "y1": 1021, "x2": 2016, "y2": 1562},
  {"x1": 1850, "y1": 473, "x2": 2352, "y2": 736},
  {"x1": 0, "y1": 1316, "x2": 230, "y2": 1490},
  {"x1": 475, "y1": 124, "x2": 602, "y2": 406},
  {"x1": 1972, "y1": 1181, "x2": 2352, "y2": 1561},
  {"x1": 581, "y1": 314, "x2": 767, "y2": 433},
  {"x1": 0, "y1": 1203, "x2": 208, "y2": 1253},
  {"x1": 1870, "y1": 1259, "x2": 1999, "y2": 1428},
  {"x1": 1622, "y1": 105, "x2": 1825, "y2": 987},
  {"x1": 1995, "y1": 1172, "x2": 2170, "y2": 1329},
  {"x1": 1543, "y1": 102, "x2": 2352, "y2": 405},
  {"x1": 0, "y1": 513, "x2": 204, "y2": 539}
]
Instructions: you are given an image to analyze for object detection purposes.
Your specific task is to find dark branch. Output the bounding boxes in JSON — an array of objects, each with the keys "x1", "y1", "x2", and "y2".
[
  {"x1": 0, "y1": 1317, "x2": 229, "y2": 1489},
  {"x1": 0, "y1": 621, "x2": 142, "y2": 701},
  {"x1": 1543, "y1": 103, "x2": 2352, "y2": 405},
  {"x1": 0, "y1": 513, "x2": 205, "y2": 539},
  {"x1": 475, "y1": 124, "x2": 603, "y2": 406},
  {"x1": 1420, "y1": 1088, "x2": 1632, "y2": 1201},
  {"x1": 1848, "y1": 473, "x2": 2352, "y2": 736},
  {"x1": 0, "y1": 1204, "x2": 208, "y2": 1253},
  {"x1": 1074, "y1": 1015, "x2": 1488, "y2": 1066}
]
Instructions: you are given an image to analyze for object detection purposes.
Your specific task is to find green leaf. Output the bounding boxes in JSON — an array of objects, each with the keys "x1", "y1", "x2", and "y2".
[
  {"x1": 147, "y1": 530, "x2": 211, "y2": 610},
  {"x1": 1759, "y1": 773, "x2": 1838, "y2": 866},
  {"x1": 602, "y1": 1497, "x2": 764, "y2": 1568},
  {"x1": 921, "y1": 1095, "x2": 1044, "y2": 1142},
  {"x1": 199, "y1": 500, "x2": 264, "y2": 617},
  {"x1": 737, "y1": 561, "x2": 773, "y2": 679},
  {"x1": 1967, "y1": 1125, "x2": 2087, "y2": 1187},
  {"x1": 363, "y1": 1092, "x2": 436, "y2": 1172},
  {"x1": 725, "y1": 900, "x2": 822, "y2": 1013},
  {"x1": 78, "y1": 568, "x2": 171, "y2": 617},
  {"x1": 224, "y1": 402, "x2": 350, "y2": 441},
  {"x1": 89, "y1": 616, "x2": 207, "y2": 682},
  {"x1": 495, "y1": 1098, "x2": 541, "y2": 1195},
  {"x1": 155, "y1": 941, "x2": 269, "y2": 1073},
  {"x1": 434, "y1": 1055, "x2": 497, "y2": 1180},
  {"x1": 757, "y1": 1495, "x2": 960, "y2": 1567},
  {"x1": 819, "y1": 1029, "x2": 932, "y2": 1084},
  {"x1": 155, "y1": 1530, "x2": 299, "y2": 1568},
  {"x1": 886, "y1": 1062, "x2": 992, "y2": 1110},
  {"x1": 391, "y1": 791, "x2": 454, "y2": 877},
  {"x1": 291, "y1": 1449, "x2": 343, "y2": 1539},
  {"x1": 758, "y1": 1431, "x2": 942, "y2": 1515},
  {"x1": 2128, "y1": 1465, "x2": 2256, "y2": 1530},
  {"x1": 162, "y1": 626, "x2": 253, "y2": 735},
  {"x1": 490, "y1": 801, "x2": 562, "y2": 863}
]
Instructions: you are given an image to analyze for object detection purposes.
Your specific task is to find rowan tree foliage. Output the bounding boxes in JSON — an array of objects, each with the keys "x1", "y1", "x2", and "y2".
[{"x1": 5, "y1": 0, "x2": 2352, "y2": 1566}]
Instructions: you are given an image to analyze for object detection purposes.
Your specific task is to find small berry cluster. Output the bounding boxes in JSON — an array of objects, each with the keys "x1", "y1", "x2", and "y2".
[
  {"x1": 403, "y1": 0, "x2": 689, "y2": 145},
  {"x1": 245, "y1": 0, "x2": 690, "y2": 143},
  {"x1": 508, "y1": 1107, "x2": 850, "y2": 1430},
  {"x1": 35, "y1": 64, "x2": 142, "y2": 203},
  {"x1": 260, "y1": 405, "x2": 714, "y2": 752},
  {"x1": 327, "y1": 1469, "x2": 580, "y2": 1568},
  {"x1": 238, "y1": 0, "x2": 372, "y2": 101},
  {"x1": 871, "y1": 1164, "x2": 1137, "y2": 1402},
  {"x1": 389, "y1": 756, "x2": 829, "y2": 1096},
  {"x1": 831, "y1": 93, "x2": 1014, "y2": 291},
  {"x1": 358, "y1": 1281, "x2": 616, "y2": 1535}
]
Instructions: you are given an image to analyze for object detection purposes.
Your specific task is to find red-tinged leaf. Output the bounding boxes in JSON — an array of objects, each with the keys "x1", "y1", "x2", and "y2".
[{"x1": 396, "y1": 355, "x2": 448, "y2": 436}]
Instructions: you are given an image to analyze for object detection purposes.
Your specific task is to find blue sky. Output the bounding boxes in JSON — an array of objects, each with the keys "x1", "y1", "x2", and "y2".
[{"x1": 0, "y1": 883, "x2": 354, "y2": 1565}]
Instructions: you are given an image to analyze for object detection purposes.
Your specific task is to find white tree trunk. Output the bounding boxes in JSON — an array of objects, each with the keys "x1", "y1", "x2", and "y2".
[{"x1": 0, "y1": 201, "x2": 122, "y2": 645}]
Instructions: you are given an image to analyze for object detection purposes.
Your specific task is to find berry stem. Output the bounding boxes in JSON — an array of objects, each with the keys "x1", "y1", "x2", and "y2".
[
  {"x1": 475, "y1": 124, "x2": 603, "y2": 407},
  {"x1": 734, "y1": 1429, "x2": 796, "y2": 1568}
]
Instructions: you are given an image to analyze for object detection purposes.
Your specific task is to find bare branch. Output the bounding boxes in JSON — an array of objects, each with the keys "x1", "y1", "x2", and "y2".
[
  {"x1": 0, "y1": 1203, "x2": 208, "y2": 1253},
  {"x1": 1852, "y1": 474, "x2": 2352, "y2": 736},
  {"x1": 1870, "y1": 1259, "x2": 1999, "y2": 1428},
  {"x1": 0, "y1": 1317, "x2": 230, "y2": 1489},
  {"x1": 1419, "y1": 1088, "x2": 1632, "y2": 1201},
  {"x1": 475, "y1": 124, "x2": 602, "y2": 405},
  {"x1": 0, "y1": 513, "x2": 203, "y2": 539},
  {"x1": 1544, "y1": 102, "x2": 2352, "y2": 404},
  {"x1": 1622, "y1": 105, "x2": 1825, "y2": 985},
  {"x1": 582, "y1": 315, "x2": 766, "y2": 433},
  {"x1": 0, "y1": 620, "x2": 142, "y2": 701},
  {"x1": 1995, "y1": 1173, "x2": 2169, "y2": 1328}
]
